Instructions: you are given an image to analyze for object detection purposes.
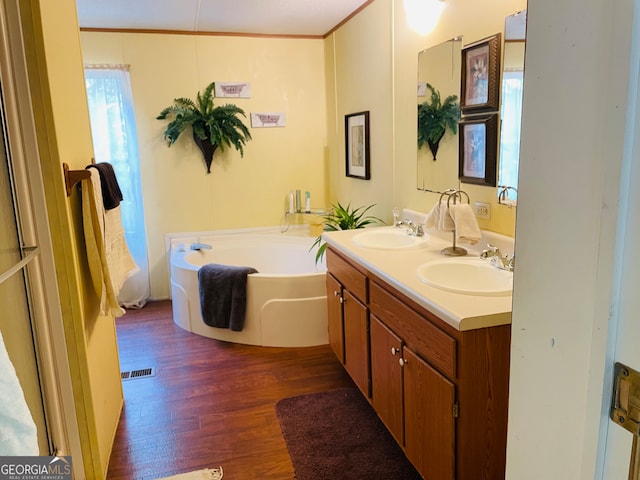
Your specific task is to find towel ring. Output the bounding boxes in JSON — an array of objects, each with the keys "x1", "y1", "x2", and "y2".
[
  {"x1": 445, "y1": 190, "x2": 470, "y2": 208},
  {"x1": 439, "y1": 188, "x2": 470, "y2": 257}
]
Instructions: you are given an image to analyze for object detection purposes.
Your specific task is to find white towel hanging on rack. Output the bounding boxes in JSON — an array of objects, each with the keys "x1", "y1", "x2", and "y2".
[
  {"x1": 449, "y1": 203, "x2": 481, "y2": 244},
  {"x1": 425, "y1": 200, "x2": 455, "y2": 232},
  {"x1": 425, "y1": 189, "x2": 481, "y2": 245},
  {"x1": 82, "y1": 168, "x2": 138, "y2": 317}
]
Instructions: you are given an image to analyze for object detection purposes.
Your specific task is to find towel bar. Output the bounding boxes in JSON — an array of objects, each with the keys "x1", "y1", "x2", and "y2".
[
  {"x1": 63, "y1": 158, "x2": 95, "y2": 197},
  {"x1": 440, "y1": 188, "x2": 469, "y2": 257},
  {"x1": 439, "y1": 188, "x2": 470, "y2": 207}
]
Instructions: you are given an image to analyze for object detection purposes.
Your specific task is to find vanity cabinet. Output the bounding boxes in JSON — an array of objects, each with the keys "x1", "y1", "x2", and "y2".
[
  {"x1": 370, "y1": 285, "x2": 456, "y2": 480},
  {"x1": 403, "y1": 345, "x2": 455, "y2": 479},
  {"x1": 370, "y1": 316, "x2": 403, "y2": 443},
  {"x1": 325, "y1": 246, "x2": 511, "y2": 480},
  {"x1": 326, "y1": 249, "x2": 370, "y2": 396}
]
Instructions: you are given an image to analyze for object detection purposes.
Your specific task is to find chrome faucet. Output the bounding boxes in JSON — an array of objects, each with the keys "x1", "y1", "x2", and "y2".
[
  {"x1": 399, "y1": 218, "x2": 424, "y2": 237},
  {"x1": 480, "y1": 244, "x2": 515, "y2": 271},
  {"x1": 497, "y1": 185, "x2": 518, "y2": 207},
  {"x1": 190, "y1": 242, "x2": 212, "y2": 251}
]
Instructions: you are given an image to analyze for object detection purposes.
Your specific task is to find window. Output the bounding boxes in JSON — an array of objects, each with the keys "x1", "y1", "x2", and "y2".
[{"x1": 85, "y1": 65, "x2": 149, "y2": 307}]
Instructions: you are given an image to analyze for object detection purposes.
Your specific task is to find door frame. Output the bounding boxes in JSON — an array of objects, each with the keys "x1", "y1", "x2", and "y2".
[
  {"x1": 596, "y1": 0, "x2": 640, "y2": 477},
  {"x1": 0, "y1": 0, "x2": 83, "y2": 472}
]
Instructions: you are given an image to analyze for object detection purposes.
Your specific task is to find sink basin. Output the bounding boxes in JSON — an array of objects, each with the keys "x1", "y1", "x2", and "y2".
[
  {"x1": 416, "y1": 258, "x2": 513, "y2": 296},
  {"x1": 352, "y1": 228, "x2": 429, "y2": 250}
]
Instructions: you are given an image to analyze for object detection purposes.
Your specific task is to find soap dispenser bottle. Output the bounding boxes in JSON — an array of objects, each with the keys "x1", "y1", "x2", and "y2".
[{"x1": 305, "y1": 191, "x2": 311, "y2": 213}]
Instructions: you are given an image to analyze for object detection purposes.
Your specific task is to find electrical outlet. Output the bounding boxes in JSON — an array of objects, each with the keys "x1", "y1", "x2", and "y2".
[{"x1": 474, "y1": 202, "x2": 491, "y2": 220}]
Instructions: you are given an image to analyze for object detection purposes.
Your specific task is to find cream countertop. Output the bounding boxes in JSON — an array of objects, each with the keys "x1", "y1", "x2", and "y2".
[{"x1": 322, "y1": 226, "x2": 513, "y2": 331}]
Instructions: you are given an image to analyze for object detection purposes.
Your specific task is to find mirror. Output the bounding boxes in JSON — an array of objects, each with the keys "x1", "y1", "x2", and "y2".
[
  {"x1": 497, "y1": 10, "x2": 527, "y2": 205},
  {"x1": 416, "y1": 37, "x2": 462, "y2": 193}
]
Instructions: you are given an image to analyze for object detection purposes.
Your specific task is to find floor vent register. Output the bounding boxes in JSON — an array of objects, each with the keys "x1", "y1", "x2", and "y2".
[{"x1": 121, "y1": 367, "x2": 156, "y2": 381}]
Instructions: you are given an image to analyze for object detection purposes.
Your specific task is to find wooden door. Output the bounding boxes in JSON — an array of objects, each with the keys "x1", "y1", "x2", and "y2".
[
  {"x1": 403, "y1": 347, "x2": 455, "y2": 480},
  {"x1": 343, "y1": 289, "x2": 369, "y2": 396},
  {"x1": 326, "y1": 273, "x2": 344, "y2": 363},
  {"x1": 370, "y1": 315, "x2": 404, "y2": 444}
]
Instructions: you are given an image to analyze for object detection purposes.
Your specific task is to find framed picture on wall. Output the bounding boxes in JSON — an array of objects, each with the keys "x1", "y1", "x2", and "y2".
[
  {"x1": 459, "y1": 113, "x2": 498, "y2": 186},
  {"x1": 460, "y1": 33, "x2": 502, "y2": 113},
  {"x1": 345, "y1": 111, "x2": 370, "y2": 180}
]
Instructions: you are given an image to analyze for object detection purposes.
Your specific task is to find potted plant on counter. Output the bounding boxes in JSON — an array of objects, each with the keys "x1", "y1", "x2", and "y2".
[
  {"x1": 417, "y1": 83, "x2": 460, "y2": 161},
  {"x1": 157, "y1": 82, "x2": 252, "y2": 174},
  {"x1": 311, "y1": 202, "x2": 382, "y2": 264}
]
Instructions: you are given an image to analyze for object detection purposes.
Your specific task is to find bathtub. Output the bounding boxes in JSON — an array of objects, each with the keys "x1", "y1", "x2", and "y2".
[{"x1": 167, "y1": 226, "x2": 328, "y2": 347}]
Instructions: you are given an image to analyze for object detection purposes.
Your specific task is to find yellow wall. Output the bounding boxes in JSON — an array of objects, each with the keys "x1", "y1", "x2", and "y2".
[
  {"x1": 80, "y1": 0, "x2": 526, "y2": 300},
  {"x1": 7, "y1": 1, "x2": 625, "y2": 479},
  {"x1": 80, "y1": 32, "x2": 328, "y2": 299},
  {"x1": 19, "y1": 0, "x2": 123, "y2": 477},
  {"x1": 326, "y1": 0, "x2": 525, "y2": 235},
  {"x1": 324, "y1": 0, "x2": 394, "y2": 223},
  {"x1": 395, "y1": 0, "x2": 525, "y2": 236}
]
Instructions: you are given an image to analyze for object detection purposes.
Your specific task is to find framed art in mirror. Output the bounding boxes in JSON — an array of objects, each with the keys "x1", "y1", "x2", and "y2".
[
  {"x1": 459, "y1": 114, "x2": 498, "y2": 186},
  {"x1": 460, "y1": 33, "x2": 502, "y2": 113},
  {"x1": 345, "y1": 111, "x2": 370, "y2": 179}
]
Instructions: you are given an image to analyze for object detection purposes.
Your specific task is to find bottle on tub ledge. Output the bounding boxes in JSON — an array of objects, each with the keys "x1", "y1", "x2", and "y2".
[
  {"x1": 289, "y1": 190, "x2": 295, "y2": 214},
  {"x1": 305, "y1": 191, "x2": 311, "y2": 213}
]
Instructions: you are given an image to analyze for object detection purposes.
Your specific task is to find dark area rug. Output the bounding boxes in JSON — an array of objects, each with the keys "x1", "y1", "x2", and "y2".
[{"x1": 275, "y1": 388, "x2": 422, "y2": 480}]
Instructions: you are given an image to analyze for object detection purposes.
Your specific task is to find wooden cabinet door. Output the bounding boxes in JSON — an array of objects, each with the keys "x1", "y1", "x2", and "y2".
[
  {"x1": 326, "y1": 273, "x2": 344, "y2": 363},
  {"x1": 403, "y1": 347, "x2": 455, "y2": 480},
  {"x1": 343, "y1": 289, "x2": 369, "y2": 396},
  {"x1": 370, "y1": 315, "x2": 404, "y2": 445}
]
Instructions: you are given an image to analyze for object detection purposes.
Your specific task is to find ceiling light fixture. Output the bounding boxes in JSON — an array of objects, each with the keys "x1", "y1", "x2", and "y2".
[{"x1": 403, "y1": 0, "x2": 446, "y2": 35}]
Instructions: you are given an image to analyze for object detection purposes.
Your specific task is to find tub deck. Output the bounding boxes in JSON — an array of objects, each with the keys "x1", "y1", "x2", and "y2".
[{"x1": 167, "y1": 227, "x2": 329, "y2": 347}]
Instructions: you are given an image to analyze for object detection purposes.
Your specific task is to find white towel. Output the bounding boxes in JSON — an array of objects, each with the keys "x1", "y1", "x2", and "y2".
[
  {"x1": 424, "y1": 200, "x2": 455, "y2": 232},
  {"x1": 0, "y1": 329, "x2": 39, "y2": 455},
  {"x1": 449, "y1": 204, "x2": 482, "y2": 244},
  {"x1": 82, "y1": 169, "x2": 138, "y2": 317},
  {"x1": 105, "y1": 206, "x2": 140, "y2": 294}
]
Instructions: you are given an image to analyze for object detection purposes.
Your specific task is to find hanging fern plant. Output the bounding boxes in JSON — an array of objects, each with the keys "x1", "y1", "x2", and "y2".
[
  {"x1": 417, "y1": 83, "x2": 460, "y2": 161},
  {"x1": 157, "y1": 82, "x2": 252, "y2": 174}
]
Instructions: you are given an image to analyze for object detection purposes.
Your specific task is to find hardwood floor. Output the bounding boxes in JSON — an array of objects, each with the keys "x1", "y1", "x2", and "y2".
[{"x1": 107, "y1": 300, "x2": 353, "y2": 480}]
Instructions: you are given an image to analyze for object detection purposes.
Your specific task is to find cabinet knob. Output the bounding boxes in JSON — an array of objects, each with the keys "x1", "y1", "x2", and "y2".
[
  {"x1": 339, "y1": 296, "x2": 345, "y2": 304},
  {"x1": 399, "y1": 357, "x2": 408, "y2": 367},
  {"x1": 333, "y1": 290, "x2": 340, "y2": 297},
  {"x1": 391, "y1": 347, "x2": 399, "y2": 356}
]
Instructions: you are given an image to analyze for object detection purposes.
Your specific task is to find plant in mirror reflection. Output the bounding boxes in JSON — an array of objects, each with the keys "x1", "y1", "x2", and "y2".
[
  {"x1": 417, "y1": 83, "x2": 460, "y2": 161},
  {"x1": 311, "y1": 202, "x2": 382, "y2": 264}
]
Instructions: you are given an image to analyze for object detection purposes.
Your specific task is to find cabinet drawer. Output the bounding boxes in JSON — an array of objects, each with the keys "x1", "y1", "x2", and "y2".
[
  {"x1": 326, "y1": 248, "x2": 367, "y2": 303},
  {"x1": 369, "y1": 281, "x2": 456, "y2": 378}
]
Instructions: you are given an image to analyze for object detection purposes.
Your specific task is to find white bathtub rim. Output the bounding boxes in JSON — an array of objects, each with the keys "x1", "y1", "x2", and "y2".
[
  {"x1": 165, "y1": 224, "x2": 313, "y2": 251},
  {"x1": 166, "y1": 224, "x2": 329, "y2": 348},
  {"x1": 165, "y1": 224, "x2": 323, "y2": 293},
  {"x1": 169, "y1": 237, "x2": 326, "y2": 277}
]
